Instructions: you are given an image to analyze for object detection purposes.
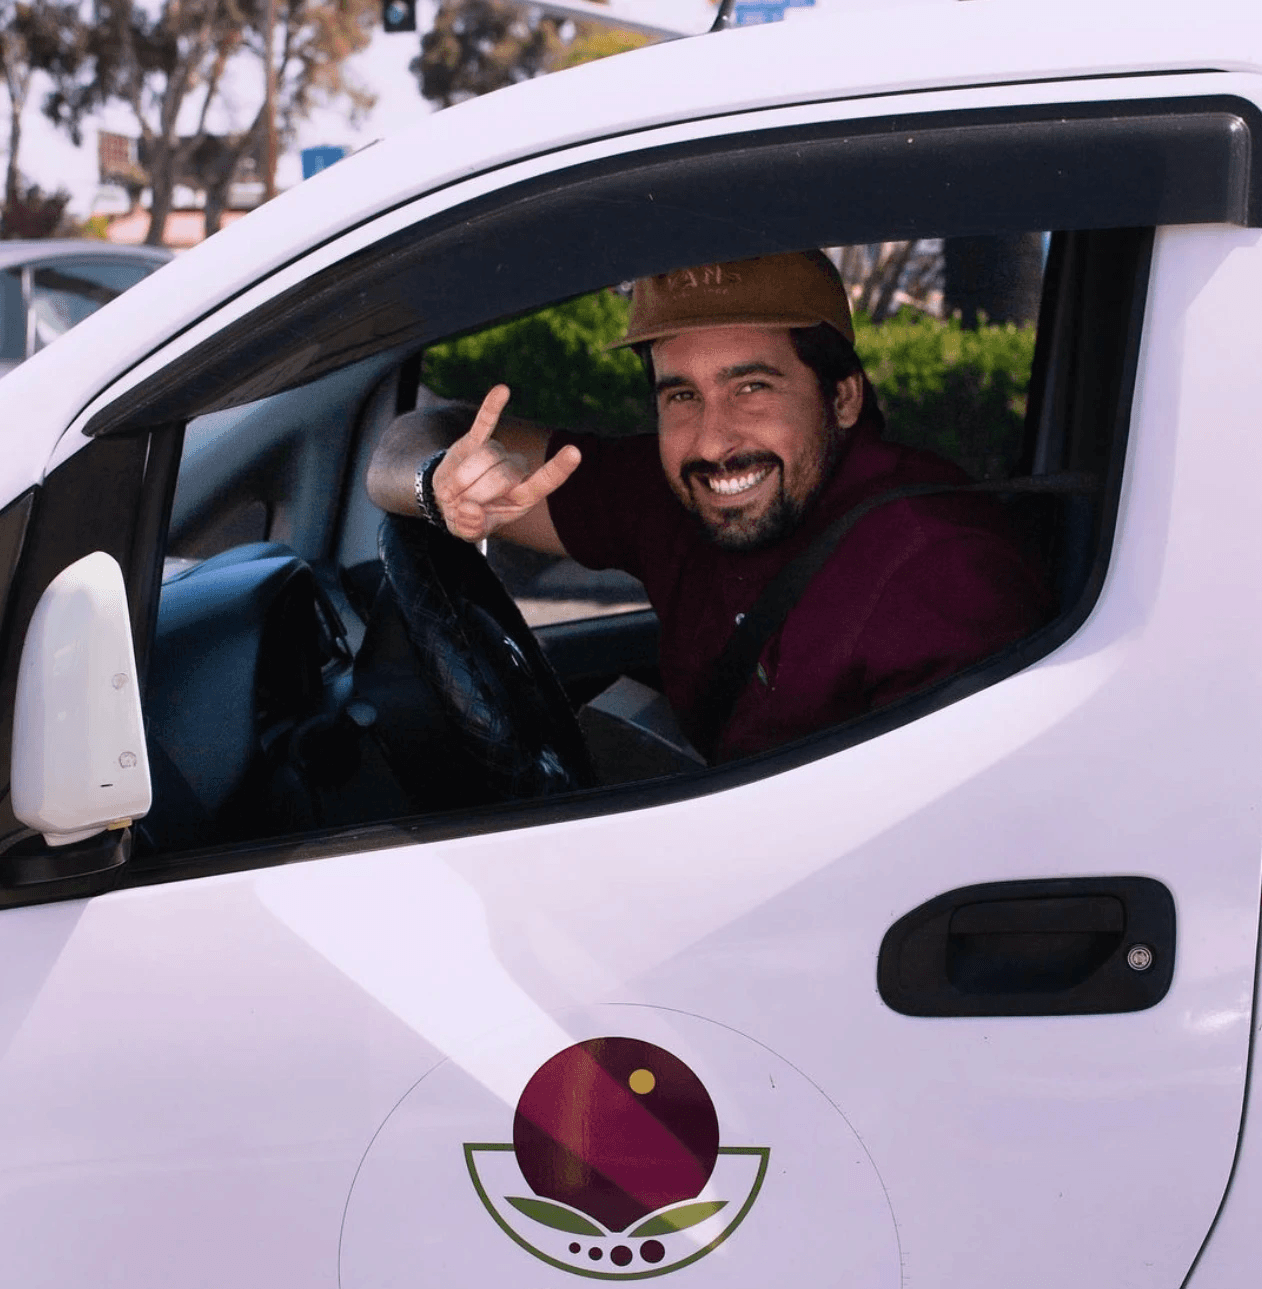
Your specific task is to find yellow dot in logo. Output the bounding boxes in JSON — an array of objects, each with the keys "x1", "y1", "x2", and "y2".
[{"x1": 628, "y1": 1068, "x2": 656, "y2": 1095}]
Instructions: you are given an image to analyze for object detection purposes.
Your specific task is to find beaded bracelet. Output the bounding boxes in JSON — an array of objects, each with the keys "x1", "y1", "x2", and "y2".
[{"x1": 413, "y1": 449, "x2": 446, "y2": 525}]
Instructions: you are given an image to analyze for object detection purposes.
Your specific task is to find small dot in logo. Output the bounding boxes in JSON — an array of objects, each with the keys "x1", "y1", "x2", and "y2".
[
  {"x1": 641, "y1": 1240, "x2": 665, "y2": 1264},
  {"x1": 588, "y1": 1247, "x2": 603, "y2": 1261},
  {"x1": 628, "y1": 1067, "x2": 656, "y2": 1095},
  {"x1": 611, "y1": 1246, "x2": 632, "y2": 1267},
  {"x1": 568, "y1": 1243, "x2": 580, "y2": 1255}
]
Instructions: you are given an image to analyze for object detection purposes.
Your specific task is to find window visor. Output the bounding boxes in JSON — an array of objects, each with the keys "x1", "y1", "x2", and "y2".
[{"x1": 86, "y1": 94, "x2": 1261, "y2": 438}]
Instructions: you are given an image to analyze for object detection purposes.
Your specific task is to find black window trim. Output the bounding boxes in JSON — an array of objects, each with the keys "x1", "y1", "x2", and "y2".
[{"x1": 83, "y1": 92, "x2": 1259, "y2": 440}]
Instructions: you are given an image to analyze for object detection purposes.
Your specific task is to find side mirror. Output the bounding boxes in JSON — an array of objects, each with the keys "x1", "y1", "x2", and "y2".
[{"x1": 11, "y1": 551, "x2": 151, "y2": 847}]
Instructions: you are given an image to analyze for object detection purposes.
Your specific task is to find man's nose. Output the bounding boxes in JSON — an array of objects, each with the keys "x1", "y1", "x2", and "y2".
[{"x1": 692, "y1": 396, "x2": 740, "y2": 462}]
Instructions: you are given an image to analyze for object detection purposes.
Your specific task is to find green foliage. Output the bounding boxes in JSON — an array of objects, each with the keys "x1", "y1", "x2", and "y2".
[
  {"x1": 551, "y1": 24, "x2": 650, "y2": 71},
  {"x1": 423, "y1": 290, "x2": 652, "y2": 435},
  {"x1": 423, "y1": 292, "x2": 1038, "y2": 473},
  {"x1": 77, "y1": 213, "x2": 113, "y2": 240},
  {"x1": 854, "y1": 309, "x2": 1037, "y2": 479},
  {"x1": 412, "y1": 0, "x2": 653, "y2": 109},
  {"x1": 413, "y1": 0, "x2": 562, "y2": 109}
]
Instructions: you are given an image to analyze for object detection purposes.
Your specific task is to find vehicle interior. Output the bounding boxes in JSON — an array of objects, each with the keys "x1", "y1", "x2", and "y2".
[{"x1": 130, "y1": 222, "x2": 1144, "y2": 860}]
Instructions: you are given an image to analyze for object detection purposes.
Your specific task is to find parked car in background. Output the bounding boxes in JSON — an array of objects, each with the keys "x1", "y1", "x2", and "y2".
[{"x1": 0, "y1": 240, "x2": 171, "y2": 378}]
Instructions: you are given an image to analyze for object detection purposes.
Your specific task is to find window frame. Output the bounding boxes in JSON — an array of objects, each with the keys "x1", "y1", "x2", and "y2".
[
  {"x1": 0, "y1": 90, "x2": 1236, "y2": 896},
  {"x1": 129, "y1": 243, "x2": 1149, "y2": 877}
]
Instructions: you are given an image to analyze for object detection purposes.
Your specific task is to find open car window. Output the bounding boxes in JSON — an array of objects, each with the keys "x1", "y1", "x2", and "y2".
[
  {"x1": 16, "y1": 90, "x2": 1240, "y2": 875},
  {"x1": 137, "y1": 219, "x2": 1120, "y2": 860}
]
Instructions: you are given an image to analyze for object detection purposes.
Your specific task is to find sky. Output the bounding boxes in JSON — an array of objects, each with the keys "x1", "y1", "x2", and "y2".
[{"x1": 14, "y1": 0, "x2": 718, "y2": 219}]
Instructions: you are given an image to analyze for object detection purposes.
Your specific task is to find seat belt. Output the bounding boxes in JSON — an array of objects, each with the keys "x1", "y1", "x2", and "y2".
[{"x1": 690, "y1": 471, "x2": 1099, "y2": 761}]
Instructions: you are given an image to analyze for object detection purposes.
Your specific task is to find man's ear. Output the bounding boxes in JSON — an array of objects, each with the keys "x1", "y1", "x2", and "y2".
[{"x1": 833, "y1": 373, "x2": 865, "y2": 430}]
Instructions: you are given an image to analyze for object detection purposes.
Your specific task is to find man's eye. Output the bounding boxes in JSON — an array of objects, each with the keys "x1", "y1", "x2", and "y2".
[
  {"x1": 664, "y1": 389, "x2": 694, "y2": 404},
  {"x1": 737, "y1": 380, "x2": 770, "y2": 394}
]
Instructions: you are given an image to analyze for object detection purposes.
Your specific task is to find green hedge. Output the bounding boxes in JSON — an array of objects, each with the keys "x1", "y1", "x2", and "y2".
[
  {"x1": 854, "y1": 309, "x2": 1036, "y2": 479},
  {"x1": 423, "y1": 291, "x2": 651, "y2": 436},
  {"x1": 423, "y1": 292, "x2": 1037, "y2": 477}
]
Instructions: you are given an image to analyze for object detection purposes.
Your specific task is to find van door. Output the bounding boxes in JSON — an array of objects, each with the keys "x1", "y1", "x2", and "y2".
[{"x1": 0, "y1": 84, "x2": 1259, "y2": 1289}]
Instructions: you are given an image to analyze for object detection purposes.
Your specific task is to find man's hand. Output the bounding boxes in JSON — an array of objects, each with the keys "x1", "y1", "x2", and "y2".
[
  {"x1": 366, "y1": 384, "x2": 579, "y2": 556},
  {"x1": 433, "y1": 385, "x2": 581, "y2": 542}
]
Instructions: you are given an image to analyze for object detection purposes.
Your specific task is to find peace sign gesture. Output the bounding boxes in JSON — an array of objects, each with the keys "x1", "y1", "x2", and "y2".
[{"x1": 431, "y1": 385, "x2": 582, "y2": 544}]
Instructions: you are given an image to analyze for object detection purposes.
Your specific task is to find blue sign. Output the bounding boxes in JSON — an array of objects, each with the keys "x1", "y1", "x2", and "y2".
[
  {"x1": 734, "y1": 2, "x2": 786, "y2": 22},
  {"x1": 733, "y1": 0, "x2": 814, "y2": 24},
  {"x1": 301, "y1": 146, "x2": 347, "y2": 180}
]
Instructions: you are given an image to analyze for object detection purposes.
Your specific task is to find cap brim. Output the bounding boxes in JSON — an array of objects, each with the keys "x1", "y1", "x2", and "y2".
[{"x1": 609, "y1": 312, "x2": 851, "y2": 350}]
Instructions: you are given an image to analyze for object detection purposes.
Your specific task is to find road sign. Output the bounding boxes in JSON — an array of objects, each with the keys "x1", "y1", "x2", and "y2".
[{"x1": 301, "y1": 146, "x2": 348, "y2": 180}]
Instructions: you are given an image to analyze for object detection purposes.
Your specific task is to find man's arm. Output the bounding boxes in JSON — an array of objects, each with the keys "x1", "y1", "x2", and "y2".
[{"x1": 365, "y1": 384, "x2": 581, "y2": 556}]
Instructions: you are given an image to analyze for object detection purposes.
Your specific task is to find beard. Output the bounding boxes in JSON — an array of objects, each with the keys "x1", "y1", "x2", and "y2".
[
  {"x1": 678, "y1": 420, "x2": 842, "y2": 553},
  {"x1": 686, "y1": 460, "x2": 806, "y2": 551}
]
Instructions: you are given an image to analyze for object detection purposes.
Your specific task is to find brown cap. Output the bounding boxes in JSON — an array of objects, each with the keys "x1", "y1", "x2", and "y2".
[{"x1": 615, "y1": 249, "x2": 854, "y2": 349}]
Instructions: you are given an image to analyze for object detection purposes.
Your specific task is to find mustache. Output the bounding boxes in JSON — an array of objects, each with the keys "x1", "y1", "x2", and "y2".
[{"x1": 681, "y1": 451, "x2": 782, "y2": 484}]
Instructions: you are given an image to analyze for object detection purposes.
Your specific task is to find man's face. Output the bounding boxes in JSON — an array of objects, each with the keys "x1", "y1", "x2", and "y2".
[{"x1": 652, "y1": 326, "x2": 859, "y2": 551}]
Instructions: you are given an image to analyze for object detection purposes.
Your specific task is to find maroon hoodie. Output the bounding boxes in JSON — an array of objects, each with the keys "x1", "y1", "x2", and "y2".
[{"x1": 548, "y1": 414, "x2": 1054, "y2": 761}]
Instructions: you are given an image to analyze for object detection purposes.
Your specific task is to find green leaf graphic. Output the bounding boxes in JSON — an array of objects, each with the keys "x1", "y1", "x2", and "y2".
[
  {"x1": 506, "y1": 1196, "x2": 605, "y2": 1236},
  {"x1": 629, "y1": 1200, "x2": 729, "y2": 1238}
]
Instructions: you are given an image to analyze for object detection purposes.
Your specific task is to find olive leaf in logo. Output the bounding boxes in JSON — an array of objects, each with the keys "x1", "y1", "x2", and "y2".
[
  {"x1": 628, "y1": 1201, "x2": 728, "y2": 1238},
  {"x1": 506, "y1": 1197, "x2": 605, "y2": 1237}
]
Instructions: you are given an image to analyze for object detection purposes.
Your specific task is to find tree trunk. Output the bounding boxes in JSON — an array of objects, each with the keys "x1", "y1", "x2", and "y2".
[
  {"x1": 2, "y1": 75, "x2": 28, "y2": 238},
  {"x1": 943, "y1": 233, "x2": 1045, "y2": 329},
  {"x1": 203, "y1": 180, "x2": 227, "y2": 237},
  {"x1": 869, "y1": 241, "x2": 919, "y2": 322},
  {"x1": 146, "y1": 154, "x2": 174, "y2": 246}
]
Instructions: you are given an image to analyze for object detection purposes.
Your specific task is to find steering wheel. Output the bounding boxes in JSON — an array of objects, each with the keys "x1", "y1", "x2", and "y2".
[{"x1": 375, "y1": 513, "x2": 594, "y2": 800}]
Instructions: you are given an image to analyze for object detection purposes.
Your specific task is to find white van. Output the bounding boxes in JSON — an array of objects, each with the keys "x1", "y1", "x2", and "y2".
[{"x1": 2, "y1": 1, "x2": 1261, "y2": 1284}]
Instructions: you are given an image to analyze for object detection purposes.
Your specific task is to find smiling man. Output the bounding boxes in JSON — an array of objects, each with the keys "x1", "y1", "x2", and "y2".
[{"x1": 367, "y1": 250, "x2": 1053, "y2": 761}]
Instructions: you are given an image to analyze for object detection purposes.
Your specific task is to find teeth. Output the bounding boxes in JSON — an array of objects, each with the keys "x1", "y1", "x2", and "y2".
[{"x1": 706, "y1": 466, "x2": 771, "y2": 496}]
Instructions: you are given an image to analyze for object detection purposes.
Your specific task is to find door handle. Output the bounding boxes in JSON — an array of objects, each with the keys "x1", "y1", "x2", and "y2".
[{"x1": 878, "y1": 877, "x2": 1174, "y2": 1017}]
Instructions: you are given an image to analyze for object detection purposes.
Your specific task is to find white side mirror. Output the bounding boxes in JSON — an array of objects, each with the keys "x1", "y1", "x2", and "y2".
[{"x1": 11, "y1": 551, "x2": 151, "y2": 848}]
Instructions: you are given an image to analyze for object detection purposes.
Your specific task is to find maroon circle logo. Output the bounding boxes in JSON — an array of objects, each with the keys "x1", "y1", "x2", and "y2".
[
  {"x1": 513, "y1": 1037, "x2": 720, "y2": 1233},
  {"x1": 464, "y1": 1033, "x2": 769, "y2": 1278}
]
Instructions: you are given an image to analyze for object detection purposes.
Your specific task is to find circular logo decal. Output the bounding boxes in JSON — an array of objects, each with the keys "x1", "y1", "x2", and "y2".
[
  {"x1": 340, "y1": 1007, "x2": 899, "y2": 1287},
  {"x1": 467, "y1": 1036, "x2": 767, "y2": 1277}
]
